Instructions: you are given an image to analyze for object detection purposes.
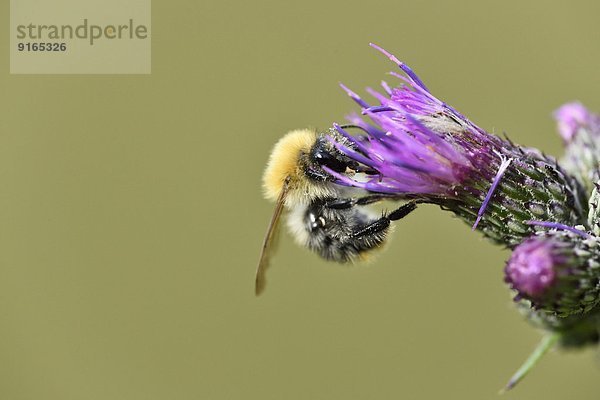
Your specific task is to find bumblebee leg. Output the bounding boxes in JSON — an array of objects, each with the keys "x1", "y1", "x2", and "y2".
[
  {"x1": 352, "y1": 201, "x2": 418, "y2": 238},
  {"x1": 387, "y1": 201, "x2": 419, "y2": 221},
  {"x1": 325, "y1": 194, "x2": 402, "y2": 210}
]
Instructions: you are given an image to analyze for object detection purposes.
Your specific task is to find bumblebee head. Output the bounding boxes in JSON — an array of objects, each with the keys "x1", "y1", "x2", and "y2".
[{"x1": 262, "y1": 129, "x2": 340, "y2": 206}]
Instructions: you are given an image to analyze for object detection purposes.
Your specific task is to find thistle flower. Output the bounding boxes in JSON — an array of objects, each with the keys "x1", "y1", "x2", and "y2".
[{"x1": 325, "y1": 44, "x2": 588, "y2": 248}]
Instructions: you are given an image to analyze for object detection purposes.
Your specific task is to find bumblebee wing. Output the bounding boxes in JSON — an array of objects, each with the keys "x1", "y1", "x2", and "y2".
[{"x1": 255, "y1": 179, "x2": 289, "y2": 296}]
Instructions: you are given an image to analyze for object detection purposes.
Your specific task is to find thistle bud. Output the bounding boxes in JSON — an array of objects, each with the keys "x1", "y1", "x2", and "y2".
[
  {"x1": 505, "y1": 228, "x2": 600, "y2": 317},
  {"x1": 555, "y1": 103, "x2": 600, "y2": 194}
]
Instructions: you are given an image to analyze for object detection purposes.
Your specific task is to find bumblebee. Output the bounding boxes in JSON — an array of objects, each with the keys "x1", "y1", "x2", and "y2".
[{"x1": 256, "y1": 128, "x2": 418, "y2": 295}]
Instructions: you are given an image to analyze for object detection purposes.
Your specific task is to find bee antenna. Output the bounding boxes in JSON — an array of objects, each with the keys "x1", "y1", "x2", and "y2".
[{"x1": 338, "y1": 124, "x2": 371, "y2": 135}]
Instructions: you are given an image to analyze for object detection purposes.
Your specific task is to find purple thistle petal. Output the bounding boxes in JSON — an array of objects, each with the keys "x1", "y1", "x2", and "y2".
[
  {"x1": 339, "y1": 83, "x2": 370, "y2": 109},
  {"x1": 365, "y1": 87, "x2": 389, "y2": 103},
  {"x1": 369, "y1": 43, "x2": 430, "y2": 92},
  {"x1": 381, "y1": 80, "x2": 392, "y2": 96},
  {"x1": 363, "y1": 105, "x2": 398, "y2": 114},
  {"x1": 525, "y1": 221, "x2": 590, "y2": 239},
  {"x1": 472, "y1": 156, "x2": 513, "y2": 230}
]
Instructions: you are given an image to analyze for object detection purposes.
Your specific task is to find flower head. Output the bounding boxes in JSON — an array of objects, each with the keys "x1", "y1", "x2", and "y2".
[
  {"x1": 325, "y1": 44, "x2": 587, "y2": 247},
  {"x1": 328, "y1": 45, "x2": 500, "y2": 197}
]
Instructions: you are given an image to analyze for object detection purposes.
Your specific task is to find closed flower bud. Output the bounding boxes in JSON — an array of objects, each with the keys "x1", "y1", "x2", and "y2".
[
  {"x1": 505, "y1": 229, "x2": 600, "y2": 317},
  {"x1": 555, "y1": 102, "x2": 600, "y2": 194}
]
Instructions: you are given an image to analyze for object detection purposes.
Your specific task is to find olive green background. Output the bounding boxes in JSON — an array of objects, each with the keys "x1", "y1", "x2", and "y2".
[{"x1": 1, "y1": 1, "x2": 600, "y2": 399}]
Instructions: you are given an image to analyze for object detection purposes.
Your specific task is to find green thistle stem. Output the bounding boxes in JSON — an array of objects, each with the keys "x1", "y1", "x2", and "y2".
[{"x1": 502, "y1": 332, "x2": 560, "y2": 392}]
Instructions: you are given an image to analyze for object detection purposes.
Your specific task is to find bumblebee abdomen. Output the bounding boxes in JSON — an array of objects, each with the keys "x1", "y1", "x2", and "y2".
[
  {"x1": 286, "y1": 198, "x2": 389, "y2": 263},
  {"x1": 307, "y1": 231, "x2": 388, "y2": 263}
]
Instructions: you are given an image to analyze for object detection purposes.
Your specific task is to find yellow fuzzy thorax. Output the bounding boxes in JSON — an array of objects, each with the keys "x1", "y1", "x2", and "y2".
[{"x1": 262, "y1": 129, "x2": 333, "y2": 206}]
